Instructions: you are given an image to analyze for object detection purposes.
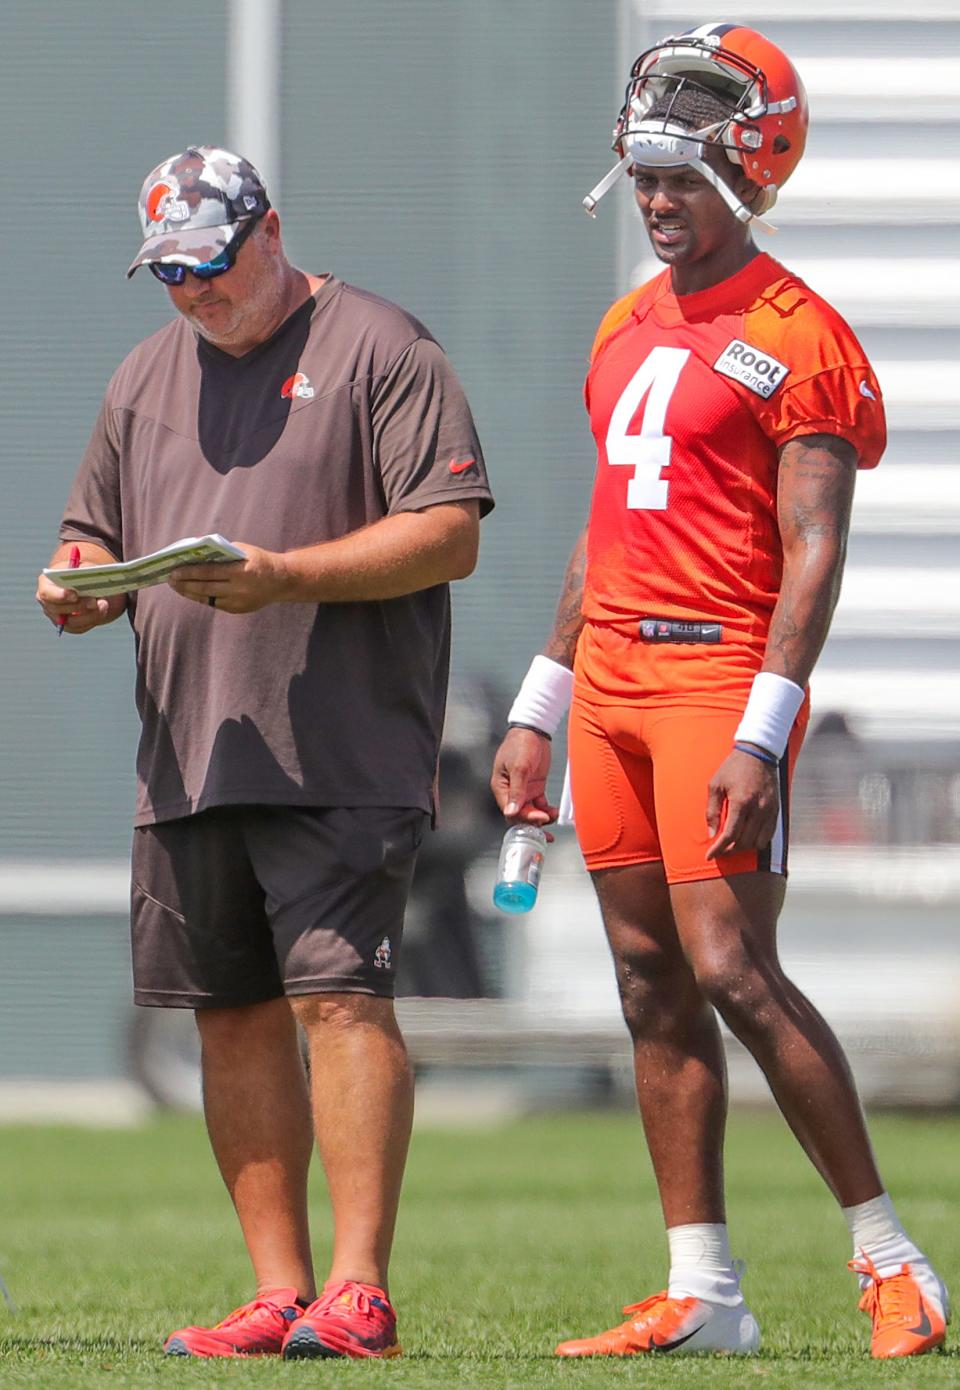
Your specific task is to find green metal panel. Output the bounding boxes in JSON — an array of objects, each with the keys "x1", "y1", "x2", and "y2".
[
  {"x1": 1, "y1": 1, "x2": 229, "y2": 859},
  {"x1": 0, "y1": 917, "x2": 131, "y2": 1079}
]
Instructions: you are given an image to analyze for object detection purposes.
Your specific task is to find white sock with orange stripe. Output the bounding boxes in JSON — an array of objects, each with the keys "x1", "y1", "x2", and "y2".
[
  {"x1": 666, "y1": 1223, "x2": 743, "y2": 1306},
  {"x1": 843, "y1": 1192, "x2": 925, "y2": 1277}
]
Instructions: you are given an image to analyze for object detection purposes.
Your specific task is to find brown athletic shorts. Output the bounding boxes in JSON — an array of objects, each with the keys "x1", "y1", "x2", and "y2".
[{"x1": 131, "y1": 805, "x2": 426, "y2": 1008}]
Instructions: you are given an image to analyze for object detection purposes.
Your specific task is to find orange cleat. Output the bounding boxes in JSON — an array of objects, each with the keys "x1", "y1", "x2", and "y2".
[
  {"x1": 850, "y1": 1252, "x2": 949, "y2": 1358},
  {"x1": 164, "y1": 1287, "x2": 302, "y2": 1357},
  {"x1": 282, "y1": 1279, "x2": 401, "y2": 1359},
  {"x1": 555, "y1": 1290, "x2": 760, "y2": 1357}
]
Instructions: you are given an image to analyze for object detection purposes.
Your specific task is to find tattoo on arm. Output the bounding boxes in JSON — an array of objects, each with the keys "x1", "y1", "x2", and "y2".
[
  {"x1": 543, "y1": 527, "x2": 588, "y2": 669},
  {"x1": 765, "y1": 434, "x2": 858, "y2": 686},
  {"x1": 782, "y1": 433, "x2": 856, "y2": 540}
]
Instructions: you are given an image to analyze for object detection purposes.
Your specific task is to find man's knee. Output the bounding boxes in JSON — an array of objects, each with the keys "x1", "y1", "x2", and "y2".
[
  {"x1": 290, "y1": 991, "x2": 398, "y2": 1036},
  {"x1": 689, "y1": 944, "x2": 782, "y2": 1035},
  {"x1": 614, "y1": 943, "x2": 699, "y2": 1041},
  {"x1": 194, "y1": 996, "x2": 291, "y2": 1047}
]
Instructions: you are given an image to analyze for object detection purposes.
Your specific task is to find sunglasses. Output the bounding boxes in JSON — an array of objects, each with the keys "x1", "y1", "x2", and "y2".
[{"x1": 148, "y1": 214, "x2": 261, "y2": 286}]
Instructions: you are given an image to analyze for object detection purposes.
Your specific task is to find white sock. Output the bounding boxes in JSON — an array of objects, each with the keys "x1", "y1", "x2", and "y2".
[
  {"x1": 666, "y1": 1223, "x2": 743, "y2": 1306},
  {"x1": 843, "y1": 1192, "x2": 925, "y2": 1277}
]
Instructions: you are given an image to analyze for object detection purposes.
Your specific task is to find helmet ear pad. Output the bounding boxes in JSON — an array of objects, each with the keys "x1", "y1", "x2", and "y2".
[
  {"x1": 726, "y1": 163, "x2": 775, "y2": 217},
  {"x1": 698, "y1": 139, "x2": 773, "y2": 220}
]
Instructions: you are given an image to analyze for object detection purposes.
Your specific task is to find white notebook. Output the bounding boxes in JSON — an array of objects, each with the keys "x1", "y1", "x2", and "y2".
[{"x1": 44, "y1": 534, "x2": 245, "y2": 597}]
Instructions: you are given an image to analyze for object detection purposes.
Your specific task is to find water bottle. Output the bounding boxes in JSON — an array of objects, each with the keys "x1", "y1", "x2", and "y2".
[{"x1": 493, "y1": 825, "x2": 547, "y2": 914}]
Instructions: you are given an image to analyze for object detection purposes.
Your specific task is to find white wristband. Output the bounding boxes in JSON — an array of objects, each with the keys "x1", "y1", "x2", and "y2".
[
  {"x1": 507, "y1": 655, "x2": 574, "y2": 737},
  {"x1": 735, "y1": 672, "x2": 805, "y2": 759}
]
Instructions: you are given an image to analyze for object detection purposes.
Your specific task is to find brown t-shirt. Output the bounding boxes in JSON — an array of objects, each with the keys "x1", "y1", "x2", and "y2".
[{"x1": 60, "y1": 276, "x2": 494, "y2": 826}]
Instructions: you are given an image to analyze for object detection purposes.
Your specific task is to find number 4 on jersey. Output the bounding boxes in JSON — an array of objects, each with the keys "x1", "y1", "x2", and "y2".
[{"x1": 605, "y1": 346, "x2": 690, "y2": 510}]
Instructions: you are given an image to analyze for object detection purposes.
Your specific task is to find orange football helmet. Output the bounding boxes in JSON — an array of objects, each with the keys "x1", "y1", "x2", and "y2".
[{"x1": 584, "y1": 22, "x2": 809, "y2": 226}]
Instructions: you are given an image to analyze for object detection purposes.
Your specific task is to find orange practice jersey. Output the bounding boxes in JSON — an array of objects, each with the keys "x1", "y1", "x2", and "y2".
[{"x1": 578, "y1": 252, "x2": 885, "y2": 704}]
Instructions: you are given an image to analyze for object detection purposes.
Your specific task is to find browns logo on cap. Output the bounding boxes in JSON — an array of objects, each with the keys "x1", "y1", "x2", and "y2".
[
  {"x1": 144, "y1": 181, "x2": 190, "y2": 225},
  {"x1": 127, "y1": 145, "x2": 271, "y2": 279}
]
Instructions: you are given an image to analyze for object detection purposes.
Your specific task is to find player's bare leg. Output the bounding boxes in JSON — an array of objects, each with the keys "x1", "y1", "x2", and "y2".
[
  {"x1": 196, "y1": 997, "x2": 316, "y2": 1298},
  {"x1": 661, "y1": 872, "x2": 948, "y2": 1356},
  {"x1": 556, "y1": 862, "x2": 760, "y2": 1357},
  {"x1": 291, "y1": 993, "x2": 413, "y2": 1294},
  {"x1": 593, "y1": 861, "x2": 728, "y2": 1225},
  {"x1": 668, "y1": 872, "x2": 883, "y2": 1206}
]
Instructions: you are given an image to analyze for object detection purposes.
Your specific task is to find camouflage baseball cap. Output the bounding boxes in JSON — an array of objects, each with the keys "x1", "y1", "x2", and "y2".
[{"x1": 126, "y1": 145, "x2": 271, "y2": 278}]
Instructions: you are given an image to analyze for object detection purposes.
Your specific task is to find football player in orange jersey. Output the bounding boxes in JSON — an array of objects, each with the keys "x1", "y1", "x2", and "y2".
[{"x1": 491, "y1": 22, "x2": 948, "y2": 1359}]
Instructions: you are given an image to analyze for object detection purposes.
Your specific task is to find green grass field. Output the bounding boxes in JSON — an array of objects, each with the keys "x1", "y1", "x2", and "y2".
[{"x1": 0, "y1": 1109, "x2": 957, "y2": 1387}]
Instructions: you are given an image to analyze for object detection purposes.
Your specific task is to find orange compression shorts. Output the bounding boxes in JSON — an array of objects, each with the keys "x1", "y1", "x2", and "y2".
[{"x1": 567, "y1": 697, "x2": 809, "y2": 884}]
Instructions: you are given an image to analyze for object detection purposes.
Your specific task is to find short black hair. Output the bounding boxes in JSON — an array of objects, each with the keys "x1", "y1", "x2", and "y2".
[{"x1": 645, "y1": 79, "x2": 735, "y2": 134}]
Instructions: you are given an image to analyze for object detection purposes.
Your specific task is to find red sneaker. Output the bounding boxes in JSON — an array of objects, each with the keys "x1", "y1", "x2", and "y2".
[
  {"x1": 850, "y1": 1252, "x2": 949, "y2": 1358},
  {"x1": 282, "y1": 1279, "x2": 401, "y2": 1359},
  {"x1": 164, "y1": 1287, "x2": 302, "y2": 1357}
]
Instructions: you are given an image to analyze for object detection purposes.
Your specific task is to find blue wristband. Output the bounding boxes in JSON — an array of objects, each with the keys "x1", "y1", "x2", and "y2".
[
  {"x1": 734, "y1": 740, "x2": 779, "y2": 767},
  {"x1": 507, "y1": 721, "x2": 552, "y2": 742}
]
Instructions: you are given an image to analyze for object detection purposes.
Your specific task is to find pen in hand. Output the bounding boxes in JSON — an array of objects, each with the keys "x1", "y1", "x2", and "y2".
[{"x1": 57, "y1": 544, "x2": 82, "y2": 638}]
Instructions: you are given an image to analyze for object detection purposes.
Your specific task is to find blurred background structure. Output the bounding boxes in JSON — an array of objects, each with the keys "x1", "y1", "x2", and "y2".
[{"x1": 1, "y1": 0, "x2": 958, "y2": 1120}]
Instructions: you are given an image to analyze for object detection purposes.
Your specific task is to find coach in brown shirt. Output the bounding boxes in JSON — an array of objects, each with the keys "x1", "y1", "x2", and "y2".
[{"x1": 36, "y1": 146, "x2": 493, "y2": 1360}]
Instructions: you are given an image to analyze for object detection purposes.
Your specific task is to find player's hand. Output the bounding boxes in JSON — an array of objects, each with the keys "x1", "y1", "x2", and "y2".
[
  {"x1": 490, "y1": 727, "x2": 558, "y2": 840},
  {"x1": 35, "y1": 573, "x2": 125, "y2": 634},
  {"x1": 705, "y1": 747, "x2": 780, "y2": 860},
  {"x1": 167, "y1": 543, "x2": 289, "y2": 614}
]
